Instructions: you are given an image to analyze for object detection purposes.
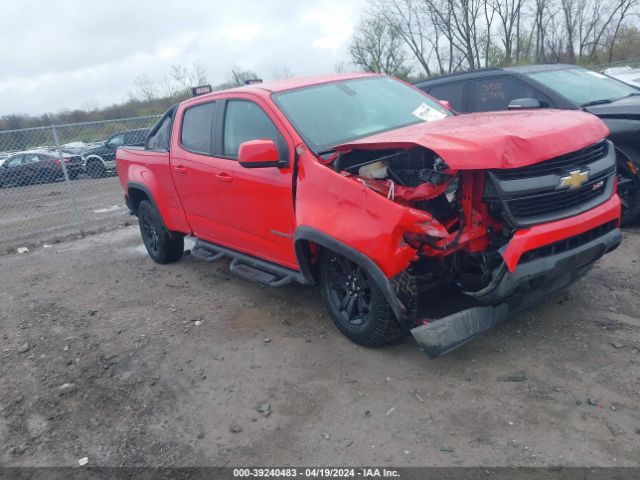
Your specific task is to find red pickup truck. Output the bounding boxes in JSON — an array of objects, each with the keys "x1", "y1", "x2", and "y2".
[{"x1": 116, "y1": 73, "x2": 621, "y2": 357}]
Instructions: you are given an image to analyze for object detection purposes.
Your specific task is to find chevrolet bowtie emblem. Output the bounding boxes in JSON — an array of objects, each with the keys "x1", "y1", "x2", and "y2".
[{"x1": 559, "y1": 170, "x2": 589, "y2": 190}]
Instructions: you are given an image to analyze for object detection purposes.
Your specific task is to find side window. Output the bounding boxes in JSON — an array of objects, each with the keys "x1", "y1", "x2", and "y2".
[
  {"x1": 428, "y1": 82, "x2": 465, "y2": 112},
  {"x1": 23, "y1": 154, "x2": 40, "y2": 164},
  {"x1": 146, "y1": 113, "x2": 173, "y2": 151},
  {"x1": 107, "y1": 134, "x2": 125, "y2": 148},
  {"x1": 471, "y1": 76, "x2": 550, "y2": 111},
  {"x1": 181, "y1": 102, "x2": 215, "y2": 154},
  {"x1": 223, "y1": 100, "x2": 286, "y2": 158},
  {"x1": 7, "y1": 155, "x2": 23, "y2": 167}
]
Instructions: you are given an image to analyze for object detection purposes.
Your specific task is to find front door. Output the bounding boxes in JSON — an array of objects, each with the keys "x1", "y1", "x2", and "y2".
[{"x1": 212, "y1": 98, "x2": 297, "y2": 268}]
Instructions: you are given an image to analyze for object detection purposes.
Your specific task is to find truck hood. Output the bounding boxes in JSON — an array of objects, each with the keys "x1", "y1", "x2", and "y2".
[
  {"x1": 583, "y1": 94, "x2": 640, "y2": 119},
  {"x1": 335, "y1": 109, "x2": 609, "y2": 170}
]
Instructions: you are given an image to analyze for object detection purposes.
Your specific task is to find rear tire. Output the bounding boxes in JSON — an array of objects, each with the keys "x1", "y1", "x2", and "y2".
[
  {"x1": 319, "y1": 250, "x2": 416, "y2": 347},
  {"x1": 138, "y1": 200, "x2": 184, "y2": 264}
]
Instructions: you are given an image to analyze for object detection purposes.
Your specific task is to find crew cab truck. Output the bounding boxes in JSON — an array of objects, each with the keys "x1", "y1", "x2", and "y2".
[{"x1": 116, "y1": 73, "x2": 622, "y2": 358}]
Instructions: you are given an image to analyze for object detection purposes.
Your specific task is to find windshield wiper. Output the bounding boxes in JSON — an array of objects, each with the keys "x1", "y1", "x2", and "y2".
[{"x1": 581, "y1": 98, "x2": 615, "y2": 107}]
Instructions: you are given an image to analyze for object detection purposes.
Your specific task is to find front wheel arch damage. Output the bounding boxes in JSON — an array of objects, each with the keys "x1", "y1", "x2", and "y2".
[
  {"x1": 318, "y1": 248, "x2": 411, "y2": 346},
  {"x1": 295, "y1": 234, "x2": 420, "y2": 332},
  {"x1": 293, "y1": 228, "x2": 406, "y2": 320}
]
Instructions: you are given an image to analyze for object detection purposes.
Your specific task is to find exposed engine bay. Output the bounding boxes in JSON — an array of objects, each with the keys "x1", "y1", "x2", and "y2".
[{"x1": 327, "y1": 147, "x2": 510, "y2": 295}]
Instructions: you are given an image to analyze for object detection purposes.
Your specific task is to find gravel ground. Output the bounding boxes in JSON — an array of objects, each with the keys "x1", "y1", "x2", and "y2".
[
  {"x1": 0, "y1": 225, "x2": 639, "y2": 467},
  {"x1": 0, "y1": 175, "x2": 130, "y2": 253}
]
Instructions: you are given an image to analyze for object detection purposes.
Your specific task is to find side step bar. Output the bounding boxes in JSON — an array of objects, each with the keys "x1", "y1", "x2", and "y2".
[{"x1": 191, "y1": 239, "x2": 308, "y2": 288}]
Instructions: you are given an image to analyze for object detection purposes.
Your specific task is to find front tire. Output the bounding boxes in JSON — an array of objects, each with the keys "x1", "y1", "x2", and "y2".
[
  {"x1": 319, "y1": 250, "x2": 415, "y2": 347},
  {"x1": 617, "y1": 156, "x2": 640, "y2": 226},
  {"x1": 87, "y1": 159, "x2": 107, "y2": 179},
  {"x1": 138, "y1": 200, "x2": 184, "y2": 264}
]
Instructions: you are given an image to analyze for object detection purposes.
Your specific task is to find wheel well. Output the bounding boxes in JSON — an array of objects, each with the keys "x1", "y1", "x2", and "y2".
[
  {"x1": 85, "y1": 156, "x2": 104, "y2": 165},
  {"x1": 293, "y1": 227, "x2": 404, "y2": 320},
  {"x1": 295, "y1": 239, "x2": 321, "y2": 283},
  {"x1": 127, "y1": 187, "x2": 150, "y2": 216}
]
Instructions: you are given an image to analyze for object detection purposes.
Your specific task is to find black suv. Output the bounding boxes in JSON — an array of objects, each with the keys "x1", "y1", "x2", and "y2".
[
  {"x1": 82, "y1": 128, "x2": 149, "y2": 178},
  {"x1": 415, "y1": 64, "x2": 640, "y2": 224}
]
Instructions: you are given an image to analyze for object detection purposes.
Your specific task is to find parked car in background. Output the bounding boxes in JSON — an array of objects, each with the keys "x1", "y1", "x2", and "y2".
[
  {"x1": 415, "y1": 64, "x2": 640, "y2": 224},
  {"x1": 0, "y1": 151, "x2": 83, "y2": 187},
  {"x1": 82, "y1": 128, "x2": 149, "y2": 178},
  {"x1": 603, "y1": 66, "x2": 640, "y2": 89}
]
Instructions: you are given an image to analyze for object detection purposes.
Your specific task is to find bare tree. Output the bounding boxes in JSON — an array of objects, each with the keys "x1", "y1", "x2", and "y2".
[
  {"x1": 492, "y1": 0, "x2": 524, "y2": 65},
  {"x1": 350, "y1": 14, "x2": 412, "y2": 78},
  {"x1": 272, "y1": 66, "x2": 293, "y2": 80},
  {"x1": 371, "y1": 0, "x2": 435, "y2": 76},
  {"x1": 135, "y1": 74, "x2": 158, "y2": 102},
  {"x1": 171, "y1": 62, "x2": 208, "y2": 93},
  {"x1": 608, "y1": 0, "x2": 640, "y2": 61}
]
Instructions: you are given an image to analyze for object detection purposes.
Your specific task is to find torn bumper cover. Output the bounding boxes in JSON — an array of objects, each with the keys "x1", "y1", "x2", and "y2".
[{"x1": 411, "y1": 228, "x2": 622, "y2": 358}]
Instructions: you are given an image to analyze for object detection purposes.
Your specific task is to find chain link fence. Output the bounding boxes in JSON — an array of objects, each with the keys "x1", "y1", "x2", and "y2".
[{"x1": 0, "y1": 115, "x2": 161, "y2": 252}]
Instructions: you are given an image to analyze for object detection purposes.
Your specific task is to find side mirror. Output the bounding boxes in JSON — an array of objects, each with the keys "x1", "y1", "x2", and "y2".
[
  {"x1": 438, "y1": 99, "x2": 452, "y2": 110},
  {"x1": 508, "y1": 97, "x2": 541, "y2": 110},
  {"x1": 238, "y1": 139, "x2": 283, "y2": 168}
]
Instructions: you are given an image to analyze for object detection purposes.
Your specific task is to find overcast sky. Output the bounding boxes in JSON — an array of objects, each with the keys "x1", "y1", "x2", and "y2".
[{"x1": 0, "y1": 0, "x2": 366, "y2": 116}]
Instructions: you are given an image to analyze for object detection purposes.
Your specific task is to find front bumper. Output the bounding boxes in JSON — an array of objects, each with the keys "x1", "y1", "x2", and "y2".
[{"x1": 411, "y1": 195, "x2": 622, "y2": 358}]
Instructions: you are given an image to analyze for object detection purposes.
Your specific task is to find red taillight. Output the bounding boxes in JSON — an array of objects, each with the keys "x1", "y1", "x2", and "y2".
[{"x1": 54, "y1": 159, "x2": 62, "y2": 165}]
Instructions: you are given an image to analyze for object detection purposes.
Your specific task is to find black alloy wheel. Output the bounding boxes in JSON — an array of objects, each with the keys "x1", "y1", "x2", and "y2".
[{"x1": 325, "y1": 254, "x2": 372, "y2": 328}]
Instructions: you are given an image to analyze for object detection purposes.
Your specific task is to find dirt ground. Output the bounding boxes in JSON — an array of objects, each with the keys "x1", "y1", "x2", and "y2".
[{"x1": 1, "y1": 224, "x2": 639, "y2": 467}]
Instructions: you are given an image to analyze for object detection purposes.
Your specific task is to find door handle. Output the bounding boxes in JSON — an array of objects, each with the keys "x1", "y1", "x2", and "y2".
[
  {"x1": 215, "y1": 172, "x2": 233, "y2": 183},
  {"x1": 172, "y1": 165, "x2": 187, "y2": 175}
]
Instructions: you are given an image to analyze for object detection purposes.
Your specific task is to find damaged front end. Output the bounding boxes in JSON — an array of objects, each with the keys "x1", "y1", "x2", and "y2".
[
  {"x1": 333, "y1": 145, "x2": 508, "y2": 294},
  {"x1": 325, "y1": 142, "x2": 621, "y2": 358}
]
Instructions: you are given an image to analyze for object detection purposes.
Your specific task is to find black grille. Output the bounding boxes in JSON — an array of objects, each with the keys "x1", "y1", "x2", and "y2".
[
  {"x1": 505, "y1": 173, "x2": 609, "y2": 218},
  {"x1": 520, "y1": 221, "x2": 617, "y2": 263},
  {"x1": 492, "y1": 141, "x2": 608, "y2": 180}
]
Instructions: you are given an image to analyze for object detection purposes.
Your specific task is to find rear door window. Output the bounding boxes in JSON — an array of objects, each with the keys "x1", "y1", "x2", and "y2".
[
  {"x1": 180, "y1": 102, "x2": 216, "y2": 154},
  {"x1": 428, "y1": 82, "x2": 465, "y2": 112}
]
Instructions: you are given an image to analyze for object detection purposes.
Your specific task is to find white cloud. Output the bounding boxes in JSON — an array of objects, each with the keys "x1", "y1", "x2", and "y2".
[{"x1": 0, "y1": 0, "x2": 366, "y2": 116}]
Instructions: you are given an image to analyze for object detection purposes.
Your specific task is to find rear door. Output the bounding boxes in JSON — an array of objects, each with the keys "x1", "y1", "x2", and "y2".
[
  {"x1": 211, "y1": 97, "x2": 297, "y2": 268},
  {"x1": 169, "y1": 100, "x2": 226, "y2": 241}
]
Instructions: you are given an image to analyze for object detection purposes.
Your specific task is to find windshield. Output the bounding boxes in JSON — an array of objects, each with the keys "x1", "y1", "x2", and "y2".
[
  {"x1": 526, "y1": 68, "x2": 638, "y2": 106},
  {"x1": 272, "y1": 76, "x2": 451, "y2": 153}
]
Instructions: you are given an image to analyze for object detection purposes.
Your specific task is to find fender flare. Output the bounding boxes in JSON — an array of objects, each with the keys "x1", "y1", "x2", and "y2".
[
  {"x1": 294, "y1": 226, "x2": 403, "y2": 319},
  {"x1": 126, "y1": 182, "x2": 169, "y2": 230}
]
